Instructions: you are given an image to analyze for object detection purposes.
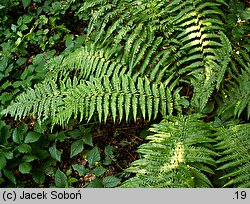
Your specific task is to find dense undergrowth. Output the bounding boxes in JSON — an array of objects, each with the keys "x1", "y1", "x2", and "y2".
[{"x1": 0, "y1": 0, "x2": 250, "y2": 187}]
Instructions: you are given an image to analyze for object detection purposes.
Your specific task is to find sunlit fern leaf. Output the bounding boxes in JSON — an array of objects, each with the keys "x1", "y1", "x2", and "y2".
[
  {"x1": 216, "y1": 123, "x2": 250, "y2": 187},
  {"x1": 120, "y1": 114, "x2": 217, "y2": 188}
]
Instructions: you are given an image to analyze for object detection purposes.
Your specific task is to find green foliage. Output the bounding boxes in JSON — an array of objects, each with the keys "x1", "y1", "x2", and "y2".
[
  {"x1": 217, "y1": 69, "x2": 250, "y2": 120},
  {"x1": 0, "y1": 0, "x2": 250, "y2": 188},
  {"x1": 55, "y1": 168, "x2": 67, "y2": 188},
  {"x1": 2, "y1": 44, "x2": 183, "y2": 126},
  {"x1": 0, "y1": 118, "x2": 92, "y2": 187},
  {"x1": 2, "y1": 0, "x2": 242, "y2": 126},
  {"x1": 0, "y1": 120, "x2": 53, "y2": 187},
  {"x1": 121, "y1": 115, "x2": 217, "y2": 187},
  {"x1": 71, "y1": 146, "x2": 121, "y2": 188},
  {"x1": 216, "y1": 124, "x2": 250, "y2": 187}
]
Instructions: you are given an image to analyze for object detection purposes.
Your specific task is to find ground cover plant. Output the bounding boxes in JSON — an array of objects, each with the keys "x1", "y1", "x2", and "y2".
[{"x1": 0, "y1": 0, "x2": 250, "y2": 187}]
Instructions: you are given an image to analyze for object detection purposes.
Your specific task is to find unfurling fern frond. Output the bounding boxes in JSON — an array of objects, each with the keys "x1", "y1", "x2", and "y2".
[
  {"x1": 120, "y1": 115, "x2": 217, "y2": 188},
  {"x1": 216, "y1": 123, "x2": 250, "y2": 187}
]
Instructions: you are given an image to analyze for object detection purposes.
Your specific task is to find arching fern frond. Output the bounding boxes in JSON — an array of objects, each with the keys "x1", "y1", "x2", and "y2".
[
  {"x1": 46, "y1": 43, "x2": 128, "y2": 84},
  {"x1": 216, "y1": 123, "x2": 250, "y2": 187},
  {"x1": 120, "y1": 114, "x2": 217, "y2": 188},
  {"x1": 169, "y1": 1, "x2": 230, "y2": 111}
]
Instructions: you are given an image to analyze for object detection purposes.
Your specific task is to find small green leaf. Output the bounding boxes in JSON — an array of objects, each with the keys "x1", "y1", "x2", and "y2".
[
  {"x1": 80, "y1": 126, "x2": 93, "y2": 146},
  {"x1": 70, "y1": 139, "x2": 84, "y2": 158},
  {"x1": 13, "y1": 129, "x2": 23, "y2": 144},
  {"x1": 103, "y1": 176, "x2": 121, "y2": 188},
  {"x1": 72, "y1": 164, "x2": 88, "y2": 176},
  {"x1": 68, "y1": 129, "x2": 81, "y2": 139},
  {"x1": 24, "y1": 131, "x2": 41, "y2": 143},
  {"x1": 19, "y1": 162, "x2": 32, "y2": 174},
  {"x1": 103, "y1": 146, "x2": 116, "y2": 165},
  {"x1": 202, "y1": 101, "x2": 215, "y2": 114},
  {"x1": 34, "y1": 119, "x2": 47, "y2": 134},
  {"x1": 36, "y1": 150, "x2": 50, "y2": 160},
  {"x1": 87, "y1": 147, "x2": 101, "y2": 168},
  {"x1": 22, "y1": 15, "x2": 33, "y2": 24},
  {"x1": 33, "y1": 172, "x2": 45, "y2": 185},
  {"x1": 92, "y1": 166, "x2": 106, "y2": 177},
  {"x1": 3, "y1": 169, "x2": 16, "y2": 184},
  {"x1": 104, "y1": 145, "x2": 116, "y2": 156},
  {"x1": 0, "y1": 124, "x2": 12, "y2": 144},
  {"x1": 55, "y1": 169, "x2": 67, "y2": 188},
  {"x1": 22, "y1": 155, "x2": 38, "y2": 162},
  {"x1": 12, "y1": 123, "x2": 28, "y2": 144},
  {"x1": 103, "y1": 157, "x2": 113, "y2": 166},
  {"x1": 17, "y1": 144, "x2": 32, "y2": 153},
  {"x1": 49, "y1": 144, "x2": 62, "y2": 162},
  {"x1": 83, "y1": 133, "x2": 93, "y2": 146},
  {"x1": 44, "y1": 167, "x2": 56, "y2": 177},
  {"x1": 0, "y1": 154, "x2": 7, "y2": 170},
  {"x1": 22, "y1": 0, "x2": 31, "y2": 8},
  {"x1": 68, "y1": 177, "x2": 78, "y2": 184},
  {"x1": 57, "y1": 131, "x2": 66, "y2": 142},
  {"x1": 86, "y1": 179, "x2": 104, "y2": 188},
  {"x1": 2, "y1": 151, "x2": 13, "y2": 160},
  {"x1": 16, "y1": 58, "x2": 27, "y2": 66},
  {"x1": 139, "y1": 128, "x2": 150, "y2": 139}
]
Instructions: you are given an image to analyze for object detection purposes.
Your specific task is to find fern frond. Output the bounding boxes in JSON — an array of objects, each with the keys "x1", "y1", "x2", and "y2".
[
  {"x1": 120, "y1": 114, "x2": 217, "y2": 188},
  {"x1": 216, "y1": 124, "x2": 250, "y2": 187},
  {"x1": 48, "y1": 44, "x2": 128, "y2": 83},
  {"x1": 167, "y1": 0, "x2": 230, "y2": 112},
  {"x1": 52, "y1": 74, "x2": 174, "y2": 126}
]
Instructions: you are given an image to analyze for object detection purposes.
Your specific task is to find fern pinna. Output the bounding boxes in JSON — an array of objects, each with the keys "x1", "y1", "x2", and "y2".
[{"x1": 121, "y1": 115, "x2": 217, "y2": 188}]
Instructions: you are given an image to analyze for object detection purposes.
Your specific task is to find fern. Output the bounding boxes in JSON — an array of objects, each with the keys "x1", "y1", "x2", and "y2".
[
  {"x1": 84, "y1": 0, "x2": 232, "y2": 112},
  {"x1": 1, "y1": 0, "x2": 250, "y2": 188},
  {"x1": 3, "y1": 72, "x2": 183, "y2": 127},
  {"x1": 46, "y1": 43, "x2": 128, "y2": 83},
  {"x1": 52, "y1": 74, "x2": 176, "y2": 126},
  {"x1": 217, "y1": 69, "x2": 250, "y2": 120},
  {"x1": 216, "y1": 123, "x2": 250, "y2": 187},
  {"x1": 2, "y1": 0, "x2": 235, "y2": 123},
  {"x1": 120, "y1": 114, "x2": 217, "y2": 188}
]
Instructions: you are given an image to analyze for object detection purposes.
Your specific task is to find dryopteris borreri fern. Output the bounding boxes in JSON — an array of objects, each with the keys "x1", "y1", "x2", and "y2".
[
  {"x1": 216, "y1": 123, "x2": 250, "y2": 187},
  {"x1": 1, "y1": 0, "x2": 250, "y2": 188},
  {"x1": 2, "y1": 0, "x2": 234, "y2": 126},
  {"x1": 120, "y1": 114, "x2": 218, "y2": 188}
]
